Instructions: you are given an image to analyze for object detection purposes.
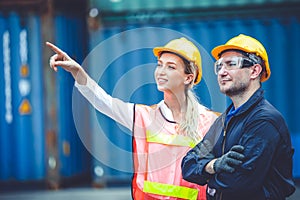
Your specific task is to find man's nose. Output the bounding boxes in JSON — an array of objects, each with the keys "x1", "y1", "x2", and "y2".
[{"x1": 218, "y1": 65, "x2": 228, "y2": 75}]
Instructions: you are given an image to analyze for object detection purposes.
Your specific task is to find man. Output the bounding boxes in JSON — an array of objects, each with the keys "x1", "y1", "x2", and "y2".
[{"x1": 181, "y1": 34, "x2": 295, "y2": 200}]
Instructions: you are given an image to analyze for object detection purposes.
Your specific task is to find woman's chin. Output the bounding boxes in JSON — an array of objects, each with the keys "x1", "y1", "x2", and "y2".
[{"x1": 157, "y1": 85, "x2": 166, "y2": 92}]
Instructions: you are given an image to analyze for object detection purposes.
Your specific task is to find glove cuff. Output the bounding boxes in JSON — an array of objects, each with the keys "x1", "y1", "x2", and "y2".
[{"x1": 212, "y1": 159, "x2": 219, "y2": 173}]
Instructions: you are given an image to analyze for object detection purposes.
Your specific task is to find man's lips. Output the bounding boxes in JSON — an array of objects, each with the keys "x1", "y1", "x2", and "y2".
[{"x1": 219, "y1": 78, "x2": 231, "y2": 84}]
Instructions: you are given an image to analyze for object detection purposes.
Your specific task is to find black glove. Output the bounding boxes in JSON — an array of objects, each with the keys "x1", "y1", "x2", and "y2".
[
  {"x1": 193, "y1": 139, "x2": 214, "y2": 159},
  {"x1": 213, "y1": 145, "x2": 245, "y2": 173}
]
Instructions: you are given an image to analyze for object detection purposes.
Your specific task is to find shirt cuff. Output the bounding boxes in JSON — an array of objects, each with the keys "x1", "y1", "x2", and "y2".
[{"x1": 75, "y1": 76, "x2": 95, "y2": 92}]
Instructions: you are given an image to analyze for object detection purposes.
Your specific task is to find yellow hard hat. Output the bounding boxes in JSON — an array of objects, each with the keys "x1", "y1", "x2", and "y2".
[
  {"x1": 211, "y1": 34, "x2": 270, "y2": 82},
  {"x1": 153, "y1": 37, "x2": 202, "y2": 84}
]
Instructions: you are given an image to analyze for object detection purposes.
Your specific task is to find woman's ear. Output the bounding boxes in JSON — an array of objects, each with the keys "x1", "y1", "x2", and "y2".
[{"x1": 184, "y1": 74, "x2": 194, "y2": 85}]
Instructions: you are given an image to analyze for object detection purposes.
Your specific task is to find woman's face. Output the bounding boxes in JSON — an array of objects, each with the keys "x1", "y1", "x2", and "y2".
[{"x1": 155, "y1": 52, "x2": 193, "y2": 93}]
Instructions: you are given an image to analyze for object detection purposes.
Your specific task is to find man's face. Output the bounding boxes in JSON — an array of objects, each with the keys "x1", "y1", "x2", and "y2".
[{"x1": 215, "y1": 51, "x2": 252, "y2": 97}]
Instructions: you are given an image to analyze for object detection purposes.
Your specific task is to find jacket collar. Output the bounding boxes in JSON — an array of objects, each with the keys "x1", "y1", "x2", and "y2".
[{"x1": 225, "y1": 87, "x2": 265, "y2": 117}]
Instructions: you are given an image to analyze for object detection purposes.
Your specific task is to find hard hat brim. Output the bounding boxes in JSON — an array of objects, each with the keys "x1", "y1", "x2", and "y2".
[
  {"x1": 153, "y1": 47, "x2": 191, "y2": 64},
  {"x1": 211, "y1": 44, "x2": 253, "y2": 60}
]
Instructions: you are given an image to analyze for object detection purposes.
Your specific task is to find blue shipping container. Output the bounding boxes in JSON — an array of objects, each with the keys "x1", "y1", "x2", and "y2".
[
  {"x1": 54, "y1": 14, "x2": 91, "y2": 179},
  {"x1": 0, "y1": 13, "x2": 45, "y2": 181}
]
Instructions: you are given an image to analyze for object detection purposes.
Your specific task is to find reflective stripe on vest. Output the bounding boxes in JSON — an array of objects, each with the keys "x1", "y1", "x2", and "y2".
[
  {"x1": 146, "y1": 130, "x2": 198, "y2": 148},
  {"x1": 143, "y1": 180, "x2": 198, "y2": 200}
]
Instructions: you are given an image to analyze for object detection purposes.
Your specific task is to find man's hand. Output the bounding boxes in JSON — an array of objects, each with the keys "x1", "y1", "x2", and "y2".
[{"x1": 213, "y1": 145, "x2": 245, "y2": 173}]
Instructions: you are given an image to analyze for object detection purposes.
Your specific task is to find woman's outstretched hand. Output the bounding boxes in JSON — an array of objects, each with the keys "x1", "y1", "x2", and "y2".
[{"x1": 46, "y1": 42, "x2": 87, "y2": 85}]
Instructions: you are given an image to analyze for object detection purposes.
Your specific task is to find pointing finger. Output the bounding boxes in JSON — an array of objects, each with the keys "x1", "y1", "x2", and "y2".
[{"x1": 46, "y1": 42, "x2": 65, "y2": 55}]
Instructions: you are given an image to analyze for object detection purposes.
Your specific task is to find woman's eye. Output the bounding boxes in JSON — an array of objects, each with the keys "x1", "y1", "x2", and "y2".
[
  {"x1": 168, "y1": 65, "x2": 175, "y2": 69},
  {"x1": 156, "y1": 64, "x2": 162, "y2": 68}
]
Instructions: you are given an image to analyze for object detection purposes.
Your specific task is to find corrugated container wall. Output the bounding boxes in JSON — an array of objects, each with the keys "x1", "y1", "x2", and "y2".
[
  {"x1": 91, "y1": 0, "x2": 300, "y2": 12},
  {"x1": 0, "y1": 13, "x2": 45, "y2": 181},
  {"x1": 0, "y1": 10, "x2": 91, "y2": 187},
  {"x1": 54, "y1": 14, "x2": 91, "y2": 180},
  {"x1": 85, "y1": 11, "x2": 300, "y2": 184}
]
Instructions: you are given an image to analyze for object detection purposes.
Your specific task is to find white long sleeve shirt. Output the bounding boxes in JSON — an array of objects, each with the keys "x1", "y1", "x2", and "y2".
[{"x1": 75, "y1": 76, "x2": 177, "y2": 131}]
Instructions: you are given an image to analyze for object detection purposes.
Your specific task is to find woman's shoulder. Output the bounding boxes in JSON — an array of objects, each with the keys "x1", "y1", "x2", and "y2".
[
  {"x1": 135, "y1": 101, "x2": 161, "y2": 111},
  {"x1": 197, "y1": 104, "x2": 221, "y2": 117}
]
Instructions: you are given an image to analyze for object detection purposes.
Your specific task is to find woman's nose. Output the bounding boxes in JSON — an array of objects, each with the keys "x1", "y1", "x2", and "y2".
[{"x1": 157, "y1": 66, "x2": 166, "y2": 74}]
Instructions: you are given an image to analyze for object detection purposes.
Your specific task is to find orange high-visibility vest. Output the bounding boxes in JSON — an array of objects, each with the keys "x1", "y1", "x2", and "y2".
[{"x1": 131, "y1": 104, "x2": 217, "y2": 200}]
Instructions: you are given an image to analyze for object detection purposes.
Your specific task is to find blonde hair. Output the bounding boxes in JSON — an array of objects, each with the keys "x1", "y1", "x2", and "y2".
[
  {"x1": 177, "y1": 61, "x2": 202, "y2": 142},
  {"x1": 178, "y1": 90, "x2": 202, "y2": 142}
]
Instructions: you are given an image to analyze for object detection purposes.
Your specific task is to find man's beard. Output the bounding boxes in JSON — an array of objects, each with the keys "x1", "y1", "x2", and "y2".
[{"x1": 221, "y1": 82, "x2": 248, "y2": 97}]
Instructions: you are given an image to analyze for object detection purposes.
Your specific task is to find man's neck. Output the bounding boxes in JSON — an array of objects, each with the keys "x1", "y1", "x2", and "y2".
[{"x1": 231, "y1": 84, "x2": 260, "y2": 109}]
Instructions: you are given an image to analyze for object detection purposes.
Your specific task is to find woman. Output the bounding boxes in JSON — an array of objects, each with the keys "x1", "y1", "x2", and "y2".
[{"x1": 47, "y1": 37, "x2": 217, "y2": 200}]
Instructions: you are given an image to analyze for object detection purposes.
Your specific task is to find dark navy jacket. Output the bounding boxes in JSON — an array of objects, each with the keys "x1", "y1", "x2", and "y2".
[{"x1": 181, "y1": 88, "x2": 295, "y2": 200}]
